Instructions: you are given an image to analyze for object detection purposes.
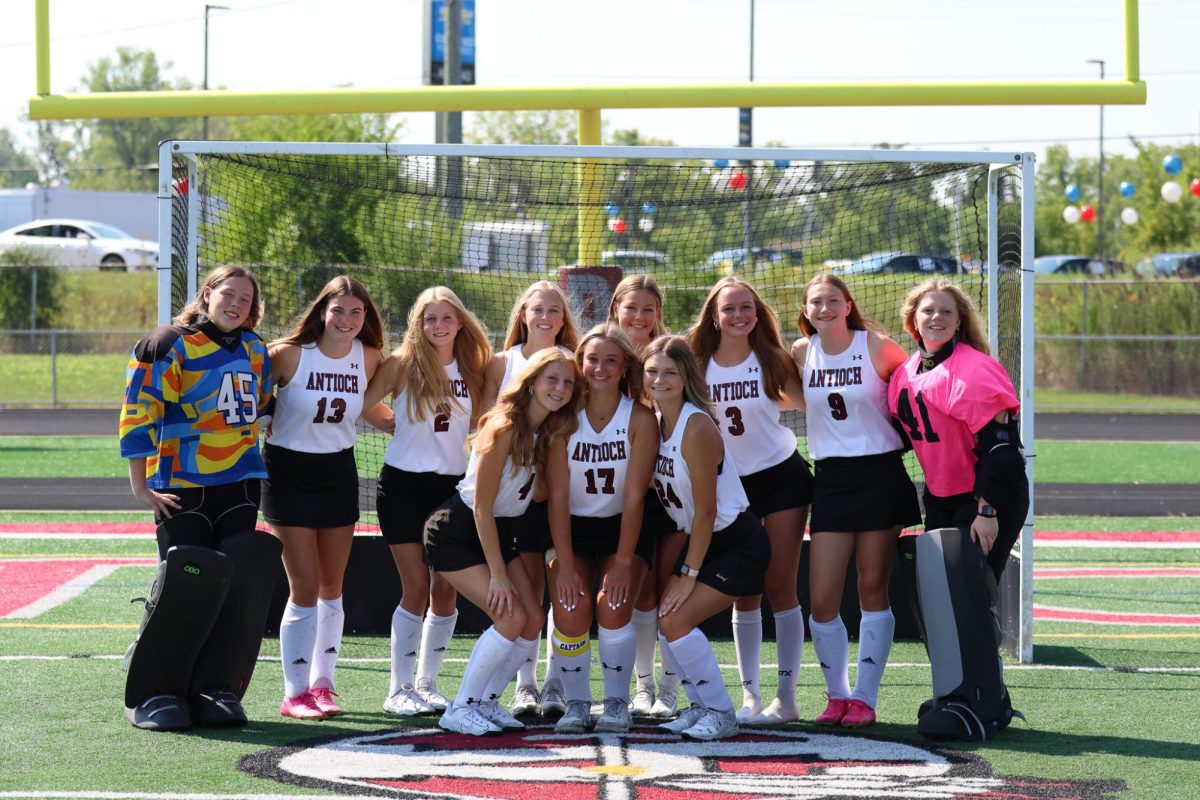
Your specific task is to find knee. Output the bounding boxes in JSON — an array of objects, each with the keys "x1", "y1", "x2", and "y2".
[
  {"x1": 764, "y1": 581, "x2": 799, "y2": 612},
  {"x1": 658, "y1": 614, "x2": 689, "y2": 642},
  {"x1": 857, "y1": 573, "x2": 890, "y2": 610}
]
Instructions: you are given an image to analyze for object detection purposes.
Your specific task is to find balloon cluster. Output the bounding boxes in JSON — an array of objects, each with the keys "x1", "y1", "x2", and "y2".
[{"x1": 1063, "y1": 153, "x2": 1197, "y2": 227}]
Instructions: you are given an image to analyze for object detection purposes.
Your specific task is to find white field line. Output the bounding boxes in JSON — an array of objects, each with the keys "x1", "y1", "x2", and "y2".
[
  {"x1": 1, "y1": 653, "x2": 1196, "y2": 673},
  {"x1": 5, "y1": 565, "x2": 124, "y2": 619}
]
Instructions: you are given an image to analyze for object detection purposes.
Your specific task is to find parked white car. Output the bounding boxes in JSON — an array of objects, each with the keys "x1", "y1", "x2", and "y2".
[{"x1": 0, "y1": 218, "x2": 158, "y2": 270}]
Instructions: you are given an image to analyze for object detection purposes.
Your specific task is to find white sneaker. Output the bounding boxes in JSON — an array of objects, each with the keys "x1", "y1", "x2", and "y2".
[
  {"x1": 594, "y1": 697, "x2": 631, "y2": 732},
  {"x1": 735, "y1": 690, "x2": 762, "y2": 724},
  {"x1": 630, "y1": 685, "x2": 655, "y2": 716},
  {"x1": 648, "y1": 687, "x2": 678, "y2": 719},
  {"x1": 384, "y1": 685, "x2": 435, "y2": 716},
  {"x1": 657, "y1": 703, "x2": 704, "y2": 733},
  {"x1": 682, "y1": 708, "x2": 740, "y2": 741},
  {"x1": 415, "y1": 678, "x2": 449, "y2": 712},
  {"x1": 555, "y1": 699, "x2": 592, "y2": 733},
  {"x1": 438, "y1": 702, "x2": 501, "y2": 736},
  {"x1": 747, "y1": 695, "x2": 800, "y2": 726},
  {"x1": 541, "y1": 680, "x2": 567, "y2": 719},
  {"x1": 478, "y1": 699, "x2": 525, "y2": 731},
  {"x1": 511, "y1": 684, "x2": 541, "y2": 718}
]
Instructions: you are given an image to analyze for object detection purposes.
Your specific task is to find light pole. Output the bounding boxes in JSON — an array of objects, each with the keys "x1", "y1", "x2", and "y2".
[
  {"x1": 1087, "y1": 58, "x2": 1105, "y2": 266},
  {"x1": 203, "y1": 4, "x2": 230, "y2": 140}
]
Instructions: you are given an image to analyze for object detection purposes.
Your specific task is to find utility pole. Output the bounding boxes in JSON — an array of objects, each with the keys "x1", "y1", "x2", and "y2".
[
  {"x1": 202, "y1": 4, "x2": 230, "y2": 140},
  {"x1": 1087, "y1": 59, "x2": 1105, "y2": 266},
  {"x1": 444, "y1": 0, "x2": 462, "y2": 221}
]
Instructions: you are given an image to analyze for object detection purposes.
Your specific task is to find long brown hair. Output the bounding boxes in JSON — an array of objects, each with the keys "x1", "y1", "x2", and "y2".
[
  {"x1": 275, "y1": 275, "x2": 384, "y2": 349},
  {"x1": 174, "y1": 265, "x2": 263, "y2": 330},
  {"x1": 502, "y1": 280, "x2": 581, "y2": 351},
  {"x1": 475, "y1": 348, "x2": 583, "y2": 477},
  {"x1": 686, "y1": 276, "x2": 796, "y2": 401},
  {"x1": 395, "y1": 286, "x2": 492, "y2": 424},
  {"x1": 607, "y1": 273, "x2": 668, "y2": 342},
  {"x1": 797, "y1": 273, "x2": 883, "y2": 338},
  {"x1": 576, "y1": 322, "x2": 643, "y2": 404},
  {"x1": 643, "y1": 335, "x2": 717, "y2": 424},
  {"x1": 900, "y1": 278, "x2": 990, "y2": 355}
]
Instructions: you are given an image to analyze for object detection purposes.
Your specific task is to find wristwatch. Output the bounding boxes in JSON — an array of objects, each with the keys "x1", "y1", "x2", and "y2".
[
  {"x1": 977, "y1": 504, "x2": 997, "y2": 519},
  {"x1": 679, "y1": 563, "x2": 701, "y2": 577}
]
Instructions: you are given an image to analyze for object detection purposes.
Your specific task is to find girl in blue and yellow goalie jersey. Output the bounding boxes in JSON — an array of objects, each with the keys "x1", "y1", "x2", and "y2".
[{"x1": 117, "y1": 264, "x2": 280, "y2": 732}]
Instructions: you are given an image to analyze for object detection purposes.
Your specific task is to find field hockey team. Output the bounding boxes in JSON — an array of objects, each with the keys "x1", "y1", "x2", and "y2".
[{"x1": 122, "y1": 265, "x2": 1023, "y2": 740}]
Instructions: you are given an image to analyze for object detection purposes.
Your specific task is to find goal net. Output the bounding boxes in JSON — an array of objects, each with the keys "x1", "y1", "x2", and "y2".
[{"x1": 161, "y1": 141, "x2": 1034, "y2": 659}]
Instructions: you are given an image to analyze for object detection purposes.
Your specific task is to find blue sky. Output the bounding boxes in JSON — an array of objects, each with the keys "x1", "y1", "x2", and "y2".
[{"x1": 2, "y1": 0, "x2": 1197, "y2": 160}]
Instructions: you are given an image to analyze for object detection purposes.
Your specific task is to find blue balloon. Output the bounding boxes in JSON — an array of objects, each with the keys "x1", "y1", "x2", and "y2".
[
  {"x1": 714, "y1": 159, "x2": 730, "y2": 168},
  {"x1": 604, "y1": 203, "x2": 620, "y2": 217},
  {"x1": 1163, "y1": 154, "x2": 1183, "y2": 175},
  {"x1": 1119, "y1": 181, "x2": 1135, "y2": 198},
  {"x1": 773, "y1": 159, "x2": 790, "y2": 169},
  {"x1": 1064, "y1": 184, "x2": 1081, "y2": 202},
  {"x1": 641, "y1": 202, "x2": 658, "y2": 215}
]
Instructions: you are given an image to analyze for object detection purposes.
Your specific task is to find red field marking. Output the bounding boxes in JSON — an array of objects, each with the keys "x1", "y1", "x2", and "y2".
[
  {"x1": 1035, "y1": 530, "x2": 1200, "y2": 544},
  {"x1": 0, "y1": 558, "x2": 153, "y2": 617},
  {"x1": 1034, "y1": 604, "x2": 1200, "y2": 626},
  {"x1": 1035, "y1": 567, "x2": 1200, "y2": 579}
]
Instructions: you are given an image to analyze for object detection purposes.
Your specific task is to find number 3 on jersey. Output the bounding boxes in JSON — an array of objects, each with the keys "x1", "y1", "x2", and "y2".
[
  {"x1": 895, "y1": 388, "x2": 940, "y2": 442},
  {"x1": 216, "y1": 372, "x2": 258, "y2": 424}
]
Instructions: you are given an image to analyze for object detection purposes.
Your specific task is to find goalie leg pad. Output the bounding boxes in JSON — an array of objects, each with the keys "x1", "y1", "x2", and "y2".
[
  {"x1": 123, "y1": 546, "x2": 233, "y2": 725},
  {"x1": 914, "y1": 527, "x2": 1014, "y2": 741},
  {"x1": 189, "y1": 530, "x2": 283, "y2": 706}
]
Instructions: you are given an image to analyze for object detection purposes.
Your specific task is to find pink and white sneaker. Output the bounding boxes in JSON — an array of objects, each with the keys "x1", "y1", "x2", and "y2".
[
  {"x1": 280, "y1": 692, "x2": 326, "y2": 720},
  {"x1": 840, "y1": 699, "x2": 876, "y2": 727},
  {"x1": 311, "y1": 687, "x2": 342, "y2": 716},
  {"x1": 815, "y1": 694, "x2": 850, "y2": 726}
]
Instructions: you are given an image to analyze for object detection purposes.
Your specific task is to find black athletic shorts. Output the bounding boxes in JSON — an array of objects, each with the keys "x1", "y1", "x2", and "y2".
[
  {"x1": 566, "y1": 513, "x2": 655, "y2": 566},
  {"x1": 260, "y1": 443, "x2": 359, "y2": 528},
  {"x1": 424, "y1": 494, "x2": 521, "y2": 573},
  {"x1": 672, "y1": 511, "x2": 771, "y2": 598},
  {"x1": 641, "y1": 488, "x2": 680, "y2": 540},
  {"x1": 810, "y1": 450, "x2": 922, "y2": 533},
  {"x1": 155, "y1": 479, "x2": 261, "y2": 559},
  {"x1": 740, "y1": 450, "x2": 814, "y2": 518},
  {"x1": 923, "y1": 485, "x2": 1028, "y2": 581},
  {"x1": 376, "y1": 464, "x2": 462, "y2": 546}
]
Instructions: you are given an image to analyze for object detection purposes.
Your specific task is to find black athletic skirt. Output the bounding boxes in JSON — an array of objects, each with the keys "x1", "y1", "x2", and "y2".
[
  {"x1": 740, "y1": 451, "x2": 814, "y2": 518},
  {"x1": 810, "y1": 450, "x2": 922, "y2": 533},
  {"x1": 512, "y1": 498, "x2": 552, "y2": 554},
  {"x1": 377, "y1": 464, "x2": 463, "y2": 546},
  {"x1": 260, "y1": 444, "x2": 359, "y2": 528},
  {"x1": 642, "y1": 489, "x2": 680, "y2": 540},
  {"x1": 424, "y1": 494, "x2": 521, "y2": 573},
  {"x1": 567, "y1": 513, "x2": 655, "y2": 566},
  {"x1": 672, "y1": 511, "x2": 771, "y2": 598}
]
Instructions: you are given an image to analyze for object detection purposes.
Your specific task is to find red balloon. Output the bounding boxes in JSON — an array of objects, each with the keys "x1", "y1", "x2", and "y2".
[
  {"x1": 729, "y1": 170, "x2": 747, "y2": 191},
  {"x1": 1191, "y1": 177, "x2": 1200, "y2": 197},
  {"x1": 1079, "y1": 205, "x2": 1096, "y2": 223},
  {"x1": 611, "y1": 218, "x2": 627, "y2": 234}
]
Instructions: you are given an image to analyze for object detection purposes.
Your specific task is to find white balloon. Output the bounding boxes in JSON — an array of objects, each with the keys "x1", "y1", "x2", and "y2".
[
  {"x1": 1062, "y1": 205, "x2": 1081, "y2": 224},
  {"x1": 1162, "y1": 181, "x2": 1183, "y2": 203},
  {"x1": 1120, "y1": 207, "x2": 1139, "y2": 225}
]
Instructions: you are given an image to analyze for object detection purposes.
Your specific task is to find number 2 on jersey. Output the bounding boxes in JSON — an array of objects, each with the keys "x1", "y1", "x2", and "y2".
[{"x1": 654, "y1": 478, "x2": 684, "y2": 509}]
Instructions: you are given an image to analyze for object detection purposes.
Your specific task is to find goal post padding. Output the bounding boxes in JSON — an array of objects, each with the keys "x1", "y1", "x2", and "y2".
[{"x1": 166, "y1": 143, "x2": 1028, "y2": 651}]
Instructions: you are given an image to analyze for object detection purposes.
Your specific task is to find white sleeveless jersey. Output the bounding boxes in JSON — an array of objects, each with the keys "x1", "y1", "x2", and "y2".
[
  {"x1": 269, "y1": 340, "x2": 366, "y2": 453},
  {"x1": 654, "y1": 403, "x2": 748, "y2": 535},
  {"x1": 500, "y1": 344, "x2": 574, "y2": 393},
  {"x1": 457, "y1": 439, "x2": 537, "y2": 519},
  {"x1": 706, "y1": 351, "x2": 797, "y2": 475},
  {"x1": 384, "y1": 359, "x2": 472, "y2": 475},
  {"x1": 802, "y1": 329, "x2": 903, "y2": 460},
  {"x1": 568, "y1": 396, "x2": 635, "y2": 518}
]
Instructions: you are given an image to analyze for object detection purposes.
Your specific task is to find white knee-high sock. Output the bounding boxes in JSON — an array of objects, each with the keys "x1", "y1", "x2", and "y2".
[
  {"x1": 852, "y1": 608, "x2": 895, "y2": 709},
  {"x1": 660, "y1": 630, "x2": 733, "y2": 712},
  {"x1": 389, "y1": 605, "x2": 423, "y2": 696},
  {"x1": 551, "y1": 628, "x2": 592, "y2": 701},
  {"x1": 415, "y1": 610, "x2": 458, "y2": 688},
  {"x1": 598, "y1": 622, "x2": 636, "y2": 702},
  {"x1": 310, "y1": 596, "x2": 345, "y2": 691},
  {"x1": 658, "y1": 634, "x2": 683, "y2": 698},
  {"x1": 809, "y1": 614, "x2": 851, "y2": 699},
  {"x1": 280, "y1": 601, "x2": 317, "y2": 698},
  {"x1": 773, "y1": 606, "x2": 805, "y2": 700},
  {"x1": 455, "y1": 626, "x2": 516, "y2": 706},
  {"x1": 632, "y1": 607, "x2": 658, "y2": 691},
  {"x1": 732, "y1": 606, "x2": 762, "y2": 703},
  {"x1": 486, "y1": 635, "x2": 535, "y2": 702},
  {"x1": 515, "y1": 626, "x2": 539, "y2": 688}
]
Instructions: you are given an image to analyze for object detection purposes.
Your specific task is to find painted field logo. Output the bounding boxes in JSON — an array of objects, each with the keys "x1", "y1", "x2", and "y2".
[{"x1": 241, "y1": 724, "x2": 1125, "y2": 799}]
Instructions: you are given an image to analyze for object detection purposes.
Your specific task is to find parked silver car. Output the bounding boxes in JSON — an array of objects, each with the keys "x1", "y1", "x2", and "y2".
[{"x1": 0, "y1": 218, "x2": 158, "y2": 270}]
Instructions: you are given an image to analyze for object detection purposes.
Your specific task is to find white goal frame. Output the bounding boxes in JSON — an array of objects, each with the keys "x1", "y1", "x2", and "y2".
[{"x1": 158, "y1": 140, "x2": 1037, "y2": 663}]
